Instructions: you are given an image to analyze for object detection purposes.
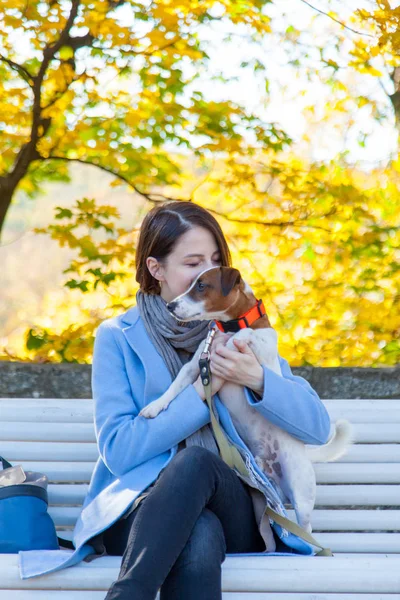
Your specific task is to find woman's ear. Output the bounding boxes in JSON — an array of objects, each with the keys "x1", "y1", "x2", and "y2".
[
  {"x1": 146, "y1": 256, "x2": 164, "y2": 282},
  {"x1": 220, "y1": 267, "x2": 241, "y2": 297}
]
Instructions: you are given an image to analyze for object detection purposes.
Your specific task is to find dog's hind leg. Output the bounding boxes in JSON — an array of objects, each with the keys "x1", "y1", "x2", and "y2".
[{"x1": 280, "y1": 459, "x2": 316, "y2": 535}]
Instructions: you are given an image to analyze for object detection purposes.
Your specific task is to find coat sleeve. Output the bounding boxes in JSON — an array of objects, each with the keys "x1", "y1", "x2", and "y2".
[
  {"x1": 92, "y1": 321, "x2": 211, "y2": 476},
  {"x1": 243, "y1": 354, "x2": 331, "y2": 445}
]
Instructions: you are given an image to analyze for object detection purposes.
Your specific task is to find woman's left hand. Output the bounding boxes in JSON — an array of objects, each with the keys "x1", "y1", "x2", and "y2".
[{"x1": 210, "y1": 335, "x2": 264, "y2": 394}]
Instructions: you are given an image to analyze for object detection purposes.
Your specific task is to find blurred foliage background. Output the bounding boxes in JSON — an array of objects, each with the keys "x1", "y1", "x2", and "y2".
[{"x1": 0, "y1": 0, "x2": 399, "y2": 366}]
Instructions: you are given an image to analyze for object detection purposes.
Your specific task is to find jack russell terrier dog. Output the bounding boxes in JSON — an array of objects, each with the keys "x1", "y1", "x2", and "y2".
[{"x1": 139, "y1": 266, "x2": 354, "y2": 534}]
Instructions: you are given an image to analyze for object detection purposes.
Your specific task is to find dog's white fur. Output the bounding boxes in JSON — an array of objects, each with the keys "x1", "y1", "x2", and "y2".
[{"x1": 139, "y1": 270, "x2": 353, "y2": 534}]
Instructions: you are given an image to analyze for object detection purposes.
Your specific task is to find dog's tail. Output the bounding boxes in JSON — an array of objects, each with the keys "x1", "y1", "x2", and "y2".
[{"x1": 305, "y1": 419, "x2": 354, "y2": 462}]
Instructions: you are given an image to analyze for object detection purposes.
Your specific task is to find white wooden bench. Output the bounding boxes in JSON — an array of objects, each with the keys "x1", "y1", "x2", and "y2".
[{"x1": 0, "y1": 396, "x2": 399, "y2": 599}]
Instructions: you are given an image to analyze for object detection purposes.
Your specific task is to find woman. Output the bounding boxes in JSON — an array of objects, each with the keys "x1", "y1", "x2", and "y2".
[{"x1": 87, "y1": 200, "x2": 331, "y2": 599}]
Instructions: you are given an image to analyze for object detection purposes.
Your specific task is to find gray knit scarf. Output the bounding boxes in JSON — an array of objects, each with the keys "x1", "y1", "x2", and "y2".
[{"x1": 136, "y1": 289, "x2": 220, "y2": 455}]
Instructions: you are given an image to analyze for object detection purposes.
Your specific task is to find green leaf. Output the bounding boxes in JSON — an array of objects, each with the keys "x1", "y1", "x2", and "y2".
[
  {"x1": 26, "y1": 329, "x2": 47, "y2": 350},
  {"x1": 55, "y1": 207, "x2": 73, "y2": 219},
  {"x1": 303, "y1": 241, "x2": 316, "y2": 262},
  {"x1": 59, "y1": 46, "x2": 74, "y2": 60}
]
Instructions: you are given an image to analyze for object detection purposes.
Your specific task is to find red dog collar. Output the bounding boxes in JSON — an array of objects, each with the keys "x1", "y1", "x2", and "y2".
[{"x1": 212, "y1": 299, "x2": 266, "y2": 333}]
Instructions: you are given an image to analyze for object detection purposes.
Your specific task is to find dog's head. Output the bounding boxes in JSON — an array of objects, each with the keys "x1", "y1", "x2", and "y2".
[{"x1": 166, "y1": 266, "x2": 250, "y2": 322}]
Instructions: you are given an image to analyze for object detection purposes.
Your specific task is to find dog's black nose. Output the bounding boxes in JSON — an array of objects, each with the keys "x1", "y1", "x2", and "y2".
[{"x1": 167, "y1": 301, "x2": 177, "y2": 312}]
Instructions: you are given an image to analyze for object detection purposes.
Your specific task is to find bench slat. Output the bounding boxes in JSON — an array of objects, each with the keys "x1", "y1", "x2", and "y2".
[
  {"x1": 2, "y1": 422, "x2": 399, "y2": 443},
  {"x1": 323, "y1": 400, "x2": 400, "y2": 423},
  {"x1": 313, "y1": 464, "x2": 400, "y2": 483},
  {"x1": 310, "y1": 533, "x2": 400, "y2": 553},
  {"x1": 0, "y1": 594, "x2": 107, "y2": 599},
  {"x1": 48, "y1": 506, "x2": 400, "y2": 530},
  {"x1": 9, "y1": 461, "x2": 400, "y2": 485},
  {"x1": 2, "y1": 397, "x2": 400, "y2": 409},
  {"x1": 0, "y1": 441, "x2": 98, "y2": 461},
  {"x1": 2, "y1": 398, "x2": 400, "y2": 423},
  {"x1": 305, "y1": 509, "x2": 400, "y2": 531},
  {"x1": 2, "y1": 441, "x2": 400, "y2": 464},
  {"x1": 0, "y1": 423, "x2": 95, "y2": 442},
  {"x1": 1, "y1": 592, "x2": 400, "y2": 599},
  {"x1": 0, "y1": 399, "x2": 94, "y2": 423},
  {"x1": 15, "y1": 462, "x2": 94, "y2": 482},
  {"x1": 45, "y1": 483, "x2": 400, "y2": 507},
  {"x1": 1, "y1": 554, "x2": 400, "y2": 592},
  {"x1": 337, "y1": 445, "x2": 400, "y2": 463},
  {"x1": 1, "y1": 593, "x2": 400, "y2": 600},
  {"x1": 316, "y1": 485, "x2": 400, "y2": 506},
  {"x1": 4, "y1": 553, "x2": 400, "y2": 570}
]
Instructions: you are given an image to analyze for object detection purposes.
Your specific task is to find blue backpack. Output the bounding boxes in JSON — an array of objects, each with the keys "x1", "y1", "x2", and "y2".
[{"x1": 0, "y1": 455, "x2": 74, "y2": 553}]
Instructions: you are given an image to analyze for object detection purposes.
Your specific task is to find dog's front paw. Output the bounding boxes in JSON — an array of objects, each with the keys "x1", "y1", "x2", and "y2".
[{"x1": 139, "y1": 399, "x2": 169, "y2": 419}]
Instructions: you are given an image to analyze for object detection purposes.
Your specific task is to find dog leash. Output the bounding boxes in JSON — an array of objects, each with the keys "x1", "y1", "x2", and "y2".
[{"x1": 198, "y1": 321, "x2": 333, "y2": 557}]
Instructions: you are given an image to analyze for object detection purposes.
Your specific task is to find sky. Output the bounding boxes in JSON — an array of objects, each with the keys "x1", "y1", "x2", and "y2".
[{"x1": 105, "y1": 0, "x2": 399, "y2": 168}]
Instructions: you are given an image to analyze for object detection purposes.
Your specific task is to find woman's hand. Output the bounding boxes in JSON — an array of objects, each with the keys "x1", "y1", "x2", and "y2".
[{"x1": 210, "y1": 331, "x2": 264, "y2": 394}]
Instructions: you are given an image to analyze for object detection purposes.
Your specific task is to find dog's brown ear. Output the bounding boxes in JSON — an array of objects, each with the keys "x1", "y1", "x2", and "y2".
[{"x1": 220, "y1": 267, "x2": 241, "y2": 297}]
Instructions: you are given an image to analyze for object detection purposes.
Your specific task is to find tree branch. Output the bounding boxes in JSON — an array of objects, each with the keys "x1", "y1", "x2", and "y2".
[
  {"x1": 42, "y1": 154, "x2": 337, "y2": 233},
  {"x1": 66, "y1": 32, "x2": 95, "y2": 51},
  {"x1": 299, "y1": 0, "x2": 374, "y2": 38},
  {"x1": 41, "y1": 71, "x2": 86, "y2": 111},
  {"x1": 7, "y1": 0, "x2": 81, "y2": 187},
  {"x1": 139, "y1": 36, "x2": 182, "y2": 57},
  {"x1": 46, "y1": 155, "x2": 152, "y2": 199},
  {"x1": 209, "y1": 206, "x2": 336, "y2": 232},
  {"x1": 31, "y1": 1, "x2": 81, "y2": 138},
  {"x1": 0, "y1": 54, "x2": 34, "y2": 87}
]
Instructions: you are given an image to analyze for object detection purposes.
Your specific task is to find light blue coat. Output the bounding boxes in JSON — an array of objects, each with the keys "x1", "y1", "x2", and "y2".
[{"x1": 19, "y1": 305, "x2": 331, "y2": 579}]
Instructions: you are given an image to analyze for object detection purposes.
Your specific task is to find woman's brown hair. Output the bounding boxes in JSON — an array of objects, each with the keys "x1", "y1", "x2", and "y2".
[{"x1": 135, "y1": 201, "x2": 232, "y2": 295}]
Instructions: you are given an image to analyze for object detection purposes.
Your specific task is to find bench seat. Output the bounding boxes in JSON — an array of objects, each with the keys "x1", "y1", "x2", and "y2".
[{"x1": 1, "y1": 397, "x2": 399, "y2": 598}]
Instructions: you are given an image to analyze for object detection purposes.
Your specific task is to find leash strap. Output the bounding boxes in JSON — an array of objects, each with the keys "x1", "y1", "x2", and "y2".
[{"x1": 198, "y1": 325, "x2": 333, "y2": 557}]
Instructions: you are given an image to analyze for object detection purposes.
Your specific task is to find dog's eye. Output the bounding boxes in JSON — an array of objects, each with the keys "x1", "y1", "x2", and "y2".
[{"x1": 197, "y1": 281, "x2": 205, "y2": 291}]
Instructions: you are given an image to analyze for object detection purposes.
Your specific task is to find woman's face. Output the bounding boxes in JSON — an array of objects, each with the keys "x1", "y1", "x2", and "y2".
[{"x1": 147, "y1": 226, "x2": 223, "y2": 303}]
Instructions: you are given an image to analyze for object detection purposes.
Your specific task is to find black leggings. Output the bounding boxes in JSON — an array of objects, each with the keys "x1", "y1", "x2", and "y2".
[{"x1": 103, "y1": 446, "x2": 266, "y2": 600}]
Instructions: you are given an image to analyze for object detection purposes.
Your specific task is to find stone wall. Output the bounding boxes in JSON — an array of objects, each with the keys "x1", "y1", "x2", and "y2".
[{"x1": 0, "y1": 361, "x2": 399, "y2": 399}]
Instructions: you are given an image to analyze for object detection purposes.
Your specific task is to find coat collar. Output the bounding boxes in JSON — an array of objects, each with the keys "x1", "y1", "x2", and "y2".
[
  {"x1": 120, "y1": 305, "x2": 140, "y2": 327},
  {"x1": 120, "y1": 305, "x2": 173, "y2": 394}
]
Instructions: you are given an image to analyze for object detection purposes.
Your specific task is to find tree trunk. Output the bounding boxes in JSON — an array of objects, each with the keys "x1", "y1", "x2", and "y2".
[
  {"x1": 0, "y1": 143, "x2": 42, "y2": 241},
  {"x1": 0, "y1": 180, "x2": 15, "y2": 242},
  {"x1": 388, "y1": 67, "x2": 400, "y2": 144}
]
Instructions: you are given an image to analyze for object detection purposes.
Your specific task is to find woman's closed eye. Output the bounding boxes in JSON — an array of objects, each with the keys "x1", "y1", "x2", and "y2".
[{"x1": 188, "y1": 260, "x2": 221, "y2": 267}]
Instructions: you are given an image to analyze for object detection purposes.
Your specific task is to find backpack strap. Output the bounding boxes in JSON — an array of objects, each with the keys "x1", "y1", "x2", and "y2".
[
  {"x1": 0, "y1": 455, "x2": 13, "y2": 470},
  {"x1": 57, "y1": 536, "x2": 75, "y2": 550}
]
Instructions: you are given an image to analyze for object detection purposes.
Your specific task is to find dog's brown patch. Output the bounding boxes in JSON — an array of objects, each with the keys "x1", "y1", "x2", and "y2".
[
  {"x1": 265, "y1": 463, "x2": 273, "y2": 475},
  {"x1": 272, "y1": 461, "x2": 283, "y2": 478},
  {"x1": 265, "y1": 444, "x2": 277, "y2": 462}
]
